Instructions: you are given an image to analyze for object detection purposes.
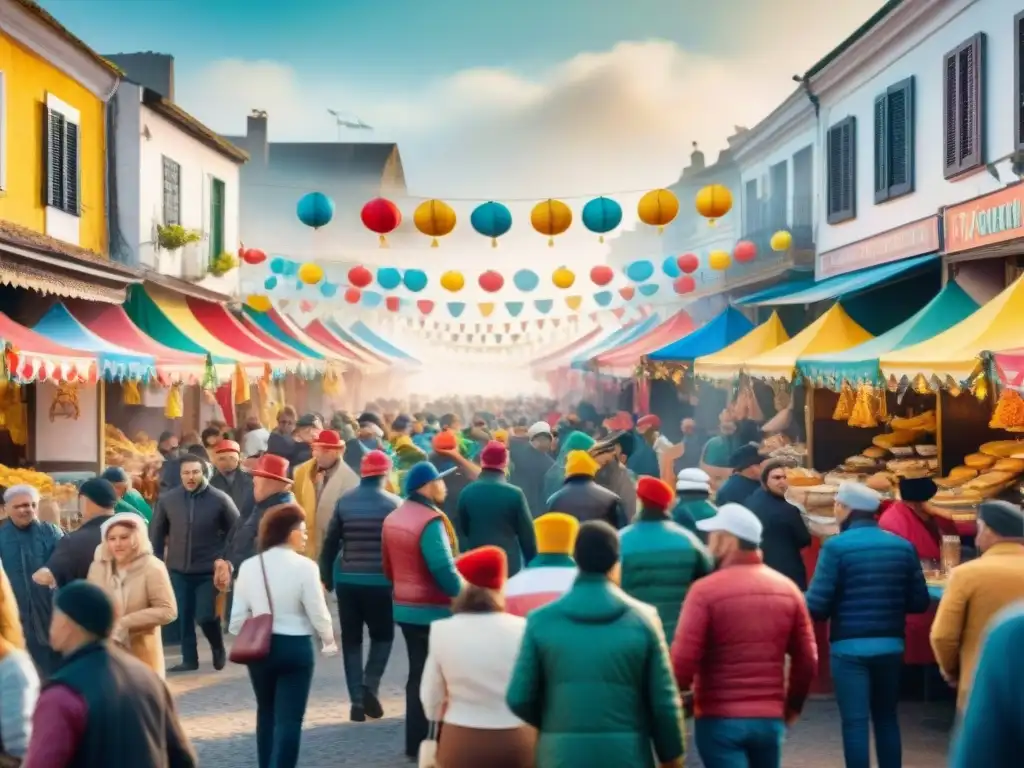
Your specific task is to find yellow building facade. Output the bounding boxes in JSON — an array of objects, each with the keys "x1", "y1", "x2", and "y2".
[{"x1": 0, "y1": 0, "x2": 120, "y2": 255}]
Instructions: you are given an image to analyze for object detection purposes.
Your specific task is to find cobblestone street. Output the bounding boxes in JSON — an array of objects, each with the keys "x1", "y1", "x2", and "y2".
[{"x1": 168, "y1": 628, "x2": 954, "y2": 767}]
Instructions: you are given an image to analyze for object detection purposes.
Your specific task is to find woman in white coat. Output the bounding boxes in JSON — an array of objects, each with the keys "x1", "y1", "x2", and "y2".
[{"x1": 420, "y1": 545, "x2": 535, "y2": 768}]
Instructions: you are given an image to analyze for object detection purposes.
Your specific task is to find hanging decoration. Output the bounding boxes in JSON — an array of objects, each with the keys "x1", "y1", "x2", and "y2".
[
  {"x1": 299, "y1": 299, "x2": 316, "y2": 313},
  {"x1": 242, "y1": 248, "x2": 267, "y2": 265},
  {"x1": 417, "y1": 300, "x2": 434, "y2": 315},
  {"x1": 590, "y1": 265, "x2": 613, "y2": 286},
  {"x1": 676, "y1": 253, "x2": 699, "y2": 274},
  {"x1": 362, "y1": 291, "x2": 383, "y2": 308},
  {"x1": 709, "y1": 250, "x2": 732, "y2": 270},
  {"x1": 581, "y1": 196, "x2": 623, "y2": 242},
  {"x1": 625, "y1": 260, "x2": 655, "y2": 283},
  {"x1": 479, "y1": 270, "x2": 505, "y2": 293},
  {"x1": 296, "y1": 192, "x2": 335, "y2": 229},
  {"x1": 637, "y1": 188, "x2": 679, "y2": 233},
  {"x1": 662, "y1": 256, "x2": 680, "y2": 278},
  {"x1": 263, "y1": 276, "x2": 277, "y2": 291},
  {"x1": 513, "y1": 269, "x2": 539, "y2": 292},
  {"x1": 360, "y1": 197, "x2": 402, "y2": 247},
  {"x1": 448, "y1": 302, "x2": 466, "y2": 318},
  {"x1": 479, "y1": 303, "x2": 495, "y2": 317},
  {"x1": 298, "y1": 262, "x2": 324, "y2": 285},
  {"x1": 320, "y1": 283, "x2": 338, "y2": 298},
  {"x1": 734, "y1": 240, "x2": 757, "y2": 263},
  {"x1": 348, "y1": 265, "x2": 373, "y2": 288},
  {"x1": 386, "y1": 296, "x2": 401, "y2": 312},
  {"x1": 506, "y1": 302, "x2": 524, "y2": 317},
  {"x1": 246, "y1": 295, "x2": 271, "y2": 312},
  {"x1": 594, "y1": 290, "x2": 613, "y2": 306},
  {"x1": 377, "y1": 267, "x2": 402, "y2": 291},
  {"x1": 413, "y1": 199, "x2": 457, "y2": 247},
  {"x1": 566, "y1": 296, "x2": 583, "y2": 310},
  {"x1": 530, "y1": 199, "x2": 572, "y2": 246},
  {"x1": 344, "y1": 288, "x2": 362, "y2": 304},
  {"x1": 440, "y1": 270, "x2": 465, "y2": 292},
  {"x1": 674, "y1": 275, "x2": 696, "y2": 294},
  {"x1": 403, "y1": 269, "x2": 428, "y2": 292},
  {"x1": 269, "y1": 257, "x2": 287, "y2": 275},
  {"x1": 535, "y1": 299, "x2": 553, "y2": 314},
  {"x1": 470, "y1": 201, "x2": 513, "y2": 247},
  {"x1": 695, "y1": 184, "x2": 733, "y2": 226},
  {"x1": 552, "y1": 267, "x2": 575, "y2": 289},
  {"x1": 771, "y1": 230, "x2": 793, "y2": 252},
  {"x1": 639, "y1": 284, "x2": 659, "y2": 297}
]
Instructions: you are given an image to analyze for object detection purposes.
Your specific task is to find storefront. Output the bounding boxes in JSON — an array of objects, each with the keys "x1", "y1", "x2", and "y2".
[
  {"x1": 817, "y1": 215, "x2": 941, "y2": 280},
  {"x1": 943, "y1": 184, "x2": 1024, "y2": 292}
]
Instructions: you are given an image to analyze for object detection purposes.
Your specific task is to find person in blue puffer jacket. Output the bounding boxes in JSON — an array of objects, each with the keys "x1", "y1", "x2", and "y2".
[{"x1": 805, "y1": 482, "x2": 930, "y2": 768}]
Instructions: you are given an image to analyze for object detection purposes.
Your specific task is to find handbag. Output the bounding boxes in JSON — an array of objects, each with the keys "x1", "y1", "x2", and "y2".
[
  {"x1": 417, "y1": 692, "x2": 445, "y2": 768},
  {"x1": 228, "y1": 553, "x2": 274, "y2": 665}
]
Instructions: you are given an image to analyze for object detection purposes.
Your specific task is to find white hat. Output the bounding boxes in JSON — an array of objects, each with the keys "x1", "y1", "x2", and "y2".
[
  {"x1": 676, "y1": 468, "x2": 711, "y2": 493},
  {"x1": 836, "y1": 481, "x2": 881, "y2": 512},
  {"x1": 697, "y1": 503, "x2": 763, "y2": 545},
  {"x1": 527, "y1": 421, "x2": 552, "y2": 439}
]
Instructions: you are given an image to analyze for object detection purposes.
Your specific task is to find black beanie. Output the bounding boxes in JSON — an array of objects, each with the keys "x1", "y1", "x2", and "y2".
[
  {"x1": 574, "y1": 520, "x2": 620, "y2": 574},
  {"x1": 54, "y1": 580, "x2": 115, "y2": 639},
  {"x1": 979, "y1": 501, "x2": 1024, "y2": 538},
  {"x1": 79, "y1": 478, "x2": 118, "y2": 509}
]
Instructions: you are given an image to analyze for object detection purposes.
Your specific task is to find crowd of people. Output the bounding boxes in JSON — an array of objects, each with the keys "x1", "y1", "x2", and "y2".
[{"x1": 0, "y1": 394, "x2": 1022, "y2": 766}]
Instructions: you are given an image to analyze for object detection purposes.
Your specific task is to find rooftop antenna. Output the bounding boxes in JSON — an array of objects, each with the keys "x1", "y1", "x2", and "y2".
[{"x1": 327, "y1": 109, "x2": 373, "y2": 140}]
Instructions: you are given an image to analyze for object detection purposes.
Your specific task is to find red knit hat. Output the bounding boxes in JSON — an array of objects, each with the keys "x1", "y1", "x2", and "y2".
[
  {"x1": 636, "y1": 414, "x2": 661, "y2": 432},
  {"x1": 479, "y1": 440, "x2": 508, "y2": 471},
  {"x1": 637, "y1": 476, "x2": 674, "y2": 511},
  {"x1": 360, "y1": 450, "x2": 392, "y2": 478},
  {"x1": 455, "y1": 546, "x2": 508, "y2": 590}
]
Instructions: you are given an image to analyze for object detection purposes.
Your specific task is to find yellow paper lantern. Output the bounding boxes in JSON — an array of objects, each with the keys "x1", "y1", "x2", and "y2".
[
  {"x1": 298, "y1": 262, "x2": 324, "y2": 285},
  {"x1": 246, "y1": 294, "x2": 272, "y2": 312},
  {"x1": 637, "y1": 189, "x2": 679, "y2": 232},
  {"x1": 708, "y1": 250, "x2": 732, "y2": 270},
  {"x1": 552, "y1": 267, "x2": 575, "y2": 289},
  {"x1": 695, "y1": 184, "x2": 733, "y2": 225},
  {"x1": 440, "y1": 270, "x2": 465, "y2": 292},
  {"x1": 530, "y1": 199, "x2": 573, "y2": 246},
  {"x1": 413, "y1": 199, "x2": 457, "y2": 247},
  {"x1": 770, "y1": 230, "x2": 793, "y2": 252},
  {"x1": 165, "y1": 383, "x2": 183, "y2": 419}
]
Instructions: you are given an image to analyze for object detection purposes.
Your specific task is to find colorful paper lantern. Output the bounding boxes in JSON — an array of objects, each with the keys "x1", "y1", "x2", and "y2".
[
  {"x1": 581, "y1": 196, "x2": 622, "y2": 242},
  {"x1": 403, "y1": 268, "x2": 428, "y2": 292},
  {"x1": 296, "y1": 192, "x2": 335, "y2": 229},
  {"x1": 246, "y1": 295, "x2": 271, "y2": 312},
  {"x1": 320, "y1": 282, "x2": 337, "y2": 298},
  {"x1": 566, "y1": 295, "x2": 583, "y2": 310},
  {"x1": 513, "y1": 269, "x2": 539, "y2": 292},
  {"x1": 479, "y1": 270, "x2": 505, "y2": 293},
  {"x1": 771, "y1": 230, "x2": 793, "y2": 252},
  {"x1": 625, "y1": 260, "x2": 654, "y2": 283},
  {"x1": 269, "y1": 257, "x2": 287, "y2": 275},
  {"x1": 734, "y1": 240, "x2": 757, "y2": 263},
  {"x1": 530, "y1": 199, "x2": 572, "y2": 246},
  {"x1": 298, "y1": 262, "x2": 324, "y2": 285},
  {"x1": 470, "y1": 201, "x2": 513, "y2": 247},
  {"x1": 386, "y1": 296, "x2": 401, "y2": 312},
  {"x1": 417, "y1": 300, "x2": 435, "y2": 315},
  {"x1": 594, "y1": 290, "x2": 613, "y2": 306},
  {"x1": 619, "y1": 286, "x2": 635, "y2": 300},
  {"x1": 360, "y1": 197, "x2": 401, "y2": 246},
  {"x1": 413, "y1": 199, "x2": 457, "y2": 246},
  {"x1": 348, "y1": 265, "x2": 372, "y2": 288},
  {"x1": 590, "y1": 265, "x2": 614, "y2": 286},
  {"x1": 676, "y1": 253, "x2": 699, "y2": 274},
  {"x1": 662, "y1": 256, "x2": 681, "y2": 278},
  {"x1": 263, "y1": 276, "x2": 277, "y2": 291},
  {"x1": 362, "y1": 290, "x2": 383, "y2": 309},
  {"x1": 639, "y1": 284, "x2": 659, "y2": 297},
  {"x1": 674, "y1": 276, "x2": 696, "y2": 294},
  {"x1": 637, "y1": 189, "x2": 679, "y2": 232},
  {"x1": 440, "y1": 270, "x2": 465, "y2": 292},
  {"x1": 242, "y1": 248, "x2": 266, "y2": 265},
  {"x1": 376, "y1": 267, "x2": 402, "y2": 291},
  {"x1": 709, "y1": 250, "x2": 732, "y2": 270},
  {"x1": 299, "y1": 299, "x2": 315, "y2": 313},
  {"x1": 695, "y1": 184, "x2": 733, "y2": 225},
  {"x1": 344, "y1": 287, "x2": 362, "y2": 304},
  {"x1": 552, "y1": 267, "x2": 575, "y2": 289}
]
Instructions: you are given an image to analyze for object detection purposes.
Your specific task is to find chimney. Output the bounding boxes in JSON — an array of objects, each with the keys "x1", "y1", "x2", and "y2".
[
  {"x1": 247, "y1": 110, "x2": 269, "y2": 165},
  {"x1": 104, "y1": 52, "x2": 174, "y2": 100},
  {"x1": 689, "y1": 141, "x2": 705, "y2": 171}
]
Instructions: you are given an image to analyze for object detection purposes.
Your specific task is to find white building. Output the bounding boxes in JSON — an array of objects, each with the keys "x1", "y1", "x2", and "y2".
[{"x1": 107, "y1": 59, "x2": 247, "y2": 289}]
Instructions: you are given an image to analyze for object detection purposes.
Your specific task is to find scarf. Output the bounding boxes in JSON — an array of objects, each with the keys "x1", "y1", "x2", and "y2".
[{"x1": 408, "y1": 491, "x2": 459, "y2": 556}]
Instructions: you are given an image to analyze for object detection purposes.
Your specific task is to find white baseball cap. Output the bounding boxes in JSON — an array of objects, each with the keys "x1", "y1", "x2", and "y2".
[
  {"x1": 527, "y1": 421, "x2": 552, "y2": 439},
  {"x1": 676, "y1": 467, "x2": 711, "y2": 493},
  {"x1": 696, "y1": 503, "x2": 763, "y2": 545}
]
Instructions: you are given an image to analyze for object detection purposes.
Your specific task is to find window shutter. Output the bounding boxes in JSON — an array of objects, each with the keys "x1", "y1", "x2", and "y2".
[
  {"x1": 873, "y1": 95, "x2": 888, "y2": 203},
  {"x1": 64, "y1": 121, "x2": 80, "y2": 215},
  {"x1": 44, "y1": 107, "x2": 64, "y2": 208},
  {"x1": 958, "y1": 35, "x2": 983, "y2": 172},
  {"x1": 942, "y1": 52, "x2": 958, "y2": 177},
  {"x1": 887, "y1": 77, "x2": 914, "y2": 199},
  {"x1": 1016, "y1": 12, "x2": 1024, "y2": 151},
  {"x1": 840, "y1": 118, "x2": 856, "y2": 220},
  {"x1": 827, "y1": 125, "x2": 842, "y2": 222}
]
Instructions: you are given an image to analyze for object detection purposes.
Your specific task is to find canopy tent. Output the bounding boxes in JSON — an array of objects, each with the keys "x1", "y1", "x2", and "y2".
[
  {"x1": 880, "y1": 273, "x2": 1024, "y2": 383},
  {"x1": 185, "y1": 296, "x2": 307, "y2": 373},
  {"x1": 743, "y1": 304, "x2": 872, "y2": 380},
  {"x1": 648, "y1": 307, "x2": 755, "y2": 362},
  {"x1": 33, "y1": 303, "x2": 156, "y2": 380},
  {"x1": 570, "y1": 314, "x2": 662, "y2": 370},
  {"x1": 693, "y1": 312, "x2": 790, "y2": 381},
  {"x1": 0, "y1": 311, "x2": 96, "y2": 383},
  {"x1": 347, "y1": 321, "x2": 419, "y2": 364},
  {"x1": 737, "y1": 254, "x2": 939, "y2": 306},
  {"x1": 329, "y1": 321, "x2": 398, "y2": 365},
  {"x1": 737, "y1": 277, "x2": 816, "y2": 305},
  {"x1": 65, "y1": 299, "x2": 208, "y2": 383},
  {"x1": 594, "y1": 311, "x2": 696, "y2": 372},
  {"x1": 529, "y1": 327, "x2": 604, "y2": 370},
  {"x1": 798, "y1": 282, "x2": 978, "y2": 388},
  {"x1": 303, "y1": 319, "x2": 384, "y2": 368},
  {"x1": 243, "y1": 308, "x2": 342, "y2": 364}
]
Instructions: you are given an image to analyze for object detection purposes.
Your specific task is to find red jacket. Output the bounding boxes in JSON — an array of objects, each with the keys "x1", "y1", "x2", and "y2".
[{"x1": 671, "y1": 550, "x2": 817, "y2": 720}]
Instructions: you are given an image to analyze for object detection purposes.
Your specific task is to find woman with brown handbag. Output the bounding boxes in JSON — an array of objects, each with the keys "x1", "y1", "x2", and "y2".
[{"x1": 229, "y1": 504, "x2": 336, "y2": 768}]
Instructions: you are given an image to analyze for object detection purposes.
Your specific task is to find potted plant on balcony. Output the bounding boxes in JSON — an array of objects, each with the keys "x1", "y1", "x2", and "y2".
[
  {"x1": 156, "y1": 224, "x2": 202, "y2": 251},
  {"x1": 208, "y1": 251, "x2": 238, "y2": 277}
]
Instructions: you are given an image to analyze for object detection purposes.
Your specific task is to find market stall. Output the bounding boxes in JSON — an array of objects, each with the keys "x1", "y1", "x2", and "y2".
[
  {"x1": 647, "y1": 306, "x2": 756, "y2": 363},
  {"x1": 692, "y1": 312, "x2": 790, "y2": 381},
  {"x1": 591, "y1": 310, "x2": 695, "y2": 375}
]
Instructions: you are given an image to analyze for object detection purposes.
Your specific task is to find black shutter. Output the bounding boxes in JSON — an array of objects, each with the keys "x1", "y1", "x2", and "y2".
[
  {"x1": 944, "y1": 33, "x2": 985, "y2": 179},
  {"x1": 64, "y1": 121, "x2": 80, "y2": 215},
  {"x1": 841, "y1": 118, "x2": 856, "y2": 219},
  {"x1": 943, "y1": 51, "x2": 958, "y2": 176},
  {"x1": 874, "y1": 95, "x2": 889, "y2": 203},
  {"x1": 887, "y1": 77, "x2": 914, "y2": 199},
  {"x1": 827, "y1": 117, "x2": 855, "y2": 224},
  {"x1": 1017, "y1": 12, "x2": 1024, "y2": 151},
  {"x1": 44, "y1": 107, "x2": 64, "y2": 208}
]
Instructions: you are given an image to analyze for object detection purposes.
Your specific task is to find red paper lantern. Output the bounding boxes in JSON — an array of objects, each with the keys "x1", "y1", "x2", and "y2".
[
  {"x1": 674, "y1": 275, "x2": 696, "y2": 294},
  {"x1": 386, "y1": 296, "x2": 401, "y2": 312},
  {"x1": 417, "y1": 300, "x2": 434, "y2": 315},
  {"x1": 344, "y1": 287, "x2": 362, "y2": 304},
  {"x1": 734, "y1": 240, "x2": 757, "y2": 263},
  {"x1": 479, "y1": 270, "x2": 504, "y2": 293},
  {"x1": 348, "y1": 265, "x2": 373, "y2": 288},
  {"x1": 360, "y1": 197, "x2": 402, "y2": 246},
  {"x1": 619, "y1": 286, "x2": 635, "y2": 301},
  {"x1": 590, "y1": 265, "x2": 614, "y2": 286},
  {"x1": 676, "y1": 253, "x2": 699, "y2": 274},
  {"x1": 242, "y1": 248, "x2": 267, "y2": 265}
]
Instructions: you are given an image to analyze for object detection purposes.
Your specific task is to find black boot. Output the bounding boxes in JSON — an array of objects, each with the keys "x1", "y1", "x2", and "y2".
[
  {"x1": 168, "y1": 662, "x2": 199, "y2": 674},
  {"x1": 363, "y1": 686, "x2": 384, "y2": 719},
  {"x1": 363, "y1": 639, "x2": 392, "y2": 719},
  {"x1": 200, "y1": 621, "x2": 226, "y2": 671}
]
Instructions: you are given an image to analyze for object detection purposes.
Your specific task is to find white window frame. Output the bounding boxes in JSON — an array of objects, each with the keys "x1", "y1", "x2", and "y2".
[{"x1": 44, "y1": 93, "x2": 82, "y2": 244}]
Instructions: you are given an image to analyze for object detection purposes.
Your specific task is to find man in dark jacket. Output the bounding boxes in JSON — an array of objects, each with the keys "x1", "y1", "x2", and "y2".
[
  {"x1": 591, "y1": 431, "x2": 637, "y2": 522},
  {"x1": 319, "y1": 450, "x2": 400, "y2": 723},
  {"x1": 456, "y1": 441, "x2": 538, "y2": 575},
  {"x1": 745, "y1": 459, "x2": 811, "y2": 590},
  {"x1": 508, "y1": 421, "x2": 555, "y2": 516},
  {"x1": 41, "y1": 479, "x2": 116, "y2": 588},
  {"x1": 22, "y1": 580, "x2": 196, "y2": 768},
  {"x1": 715, "y1": 444, "x2": 764, "y2": 506},
  {"x1": 210, "y1": 439, "x2": 255, "y2": 521},
  {"x1": 150, "y1": 454, "x2": 240, "y2": 673},
  {"x1": 343, "y1": 412, "x2": 387, "y2": 472},
  {"x1": 224, "y1": 454, "x2": 295, "y2": 575},
  {"x1": 546, "y1": 450, "x2": 627, "y2": 529}
]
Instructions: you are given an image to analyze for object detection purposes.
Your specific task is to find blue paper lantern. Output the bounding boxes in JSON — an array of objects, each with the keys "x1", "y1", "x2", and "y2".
[
  {"x1": 662, "y1": 256, "x2": 681, "y2": 278},
  {"x1": 625, "y1": 260, "x2": 654, "y2": 282},
  {"x1": 639, "y1": 284, "x2": 660, "y2": 297},
  {"x1": 470, "y1": 201, "x2": 513, "y2": 247},
  {"x1": 377, "y1": 267, "x2": 401, "y2": 290},
  {"x1": 403, "y1": 269, "x2": 428, "y2": 292},
  {"x1": 269, "y1": 257, "x2": 286, "y2": 275},
  {"x1": 581, "y1": 197, "x2": 623, "y2": 242},
  {"x1": 320, "y1": 282, "x2": 338, "y2": 298},
  {"x1": 362, "y1": 290, "x2": 383, "y2": 308},
  {"x1": 513, "y1": 269, "x2": 539, "y2": 292},
  {"x1": 296, "y1": 192, "x2": 335, "y2": 229},
  {"x1": 283, "y1": 260, "x2": 299, "y2": 277},
  {"x1": 264, "y1": 276, "x2": 278, "y2": 290}
]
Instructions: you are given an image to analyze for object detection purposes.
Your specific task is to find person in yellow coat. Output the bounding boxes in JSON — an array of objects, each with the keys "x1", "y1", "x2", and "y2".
[{"x1": 293, "y1": 430, "x2": 359, "y2": 559}]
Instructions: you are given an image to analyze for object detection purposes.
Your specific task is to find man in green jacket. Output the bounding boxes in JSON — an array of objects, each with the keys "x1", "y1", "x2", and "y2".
[
  {"x1": 455, "y1": 441, "x2": 537, "y2": 574},
  {"x1": 507, "y1": 520, "x2": 685, "y2": 768},
  {"x1": 621, "y1": 476, "x2": 713, "y2": 640},
  {"x1": 101, "y1": 467, "x2": 152, "y2": 522},
  {"x1": 672, "y1": 468, "x2": 718, "y2": 541}
]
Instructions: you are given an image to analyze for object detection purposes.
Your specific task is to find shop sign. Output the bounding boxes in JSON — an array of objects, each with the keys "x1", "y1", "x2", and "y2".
[
  {"x1": 944, "y1": 184, "x2": 1024, "y2": 254},
  {"x1": 817, "y1": 216, "x2": 940, "y2": 279}
]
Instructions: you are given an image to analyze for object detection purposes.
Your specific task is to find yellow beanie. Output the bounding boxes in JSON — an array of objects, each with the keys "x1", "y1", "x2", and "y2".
[
  {"x1": 565, "y1": 449, "x2": 598, "y2": 478},
  {"x1": 534, "y1": 513, "x2": 579, "y2": 555},
  {"x1": 493, "y1": 428, "x2": 509, "y2": 444}
]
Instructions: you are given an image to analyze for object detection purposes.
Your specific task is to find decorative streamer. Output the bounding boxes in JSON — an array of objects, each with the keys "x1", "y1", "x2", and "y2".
[
  {"x1": 565, "y1": 296, "x2": 583, "y2": 310},
  {"x1": 506, "y1": 302, "x2": 524, "y2": 317},
  {"x1": 377, "y1": 267, "x2": 402, "y2": 290},
  {"x1": 639, "y1": 284, "x2": 660, "y2": 297},
  {"x1": 448, "y1": 302, "x2": 466, "y2": 318},
  {"x1": 479, "y1": 303, "x2": 495, "y2": 317},
  {"x1": 362, "y1": 290, "x2": 383, "y2": 308},
  {"x1": 594, "y1": 290, "x2": 613, "y2": 307},
  {"x1": 535, "y1": 299, "x2": 553, "y2": 314}
]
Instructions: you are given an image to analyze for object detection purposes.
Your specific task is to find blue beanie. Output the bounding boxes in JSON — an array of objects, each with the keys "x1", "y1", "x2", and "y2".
[
  {"x1": 403, "y1": 461, "x2": 455, "y2": 496},
  {"x1": 79, "y1": 478, "x2": 118, "y2": 509}
]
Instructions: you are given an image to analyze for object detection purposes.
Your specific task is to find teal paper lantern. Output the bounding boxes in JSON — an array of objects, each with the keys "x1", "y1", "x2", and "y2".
[
  {"x1": 470, "y1": 201, "x2": 513, "y2": 247},
  {"x1": 581, "y1": 197, "x2": 623, "y2": 242},
  {"x1": 377, "y1": 267, "x2": 401, "y2": 290},
  {"x1": 320, "y1": 282, "x2": 337, "y2": 298},
  {"x1": 662, "y1": 256, "x2": 680, "y2": 278},
  {"x1": 269, "y1": 257, "x2": 286, "y2": 275},
  {"x1": 625, "y1": 260, "x2": 654, "y2": 282},
  {"x1": 264, "y1": 276, "x2": 278, "y2": 290},
  {"x1": 403, "y1": 269, "x2": 428, "y2": 292},
  {"x1": 296, "y1": 192, "x2": 335, "y2": 229},
  {"x1": 513, "y1": 269, "x2": 539, "y2": 292}
]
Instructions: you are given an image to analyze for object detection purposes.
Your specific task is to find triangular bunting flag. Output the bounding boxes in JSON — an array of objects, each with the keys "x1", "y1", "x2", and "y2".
[
  {"x1": 448, "y1": 302, "x2": 465, "y2": 318},
  {"x1": 459, "y1": 323, "x2": 466, "y2": 333},
  {"x1": 385, "y1": 296, "x2": 401, "y2": 312},
  {"x1": 520, "y1": 321, "x2": 528, "y2": 331},
  {"x1": 619, "y1": 286, "x2": 635, "y2": 300},
  {"x1": 417, "y1": 300, "x2": 434, "y2": 315},
  {"x1": 512, "y1": 334, "x2": 521, "y2": 342},
  {"x1": 495, "y1": 334, "x2": 503, "y2": 343},
  {"x1": 537, "y1": 319, "x2": 545, "y2": 329},
  {"x1": 504, "y1": 323, "x2": 512, "y2": 333},
  {"x1": 419, "y1": 319, "x2": 426, "y2": 327},
  {"x1": 594, "y1": 290, "x2": 613, "y2": 307},
  {"x1": 639, "y1": 284, "x2": 659, "y2": 297},
  {"x1": 611, "y1": 307, "x2": 625, "y2": 319},
  {"x1": 565, "y1": 295, "x2": 582, "y2": 310},
  {"x1": 479, "y1": 302, "x2": 495, "y2": 317},
  {"x1": 552, "y1": 318, "x2": 561, "y2": 328},
  {"x1": 486, "y1": 324, "x2": 493, "y2": 333},
  {"x1": 534, "y1": 299, "x2": 553, "y2": 314},
  {"x1": 506, "y1": 301, "x2": 524, "y2": 317},
  {"x1": 589, "y1": 312, "x2": 598, "y2": 322}
]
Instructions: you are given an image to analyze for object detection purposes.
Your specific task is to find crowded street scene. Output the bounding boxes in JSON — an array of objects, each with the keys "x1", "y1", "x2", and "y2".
[{"x1": 3, "y1": 0, "x2": 1024, "y2": 765}]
